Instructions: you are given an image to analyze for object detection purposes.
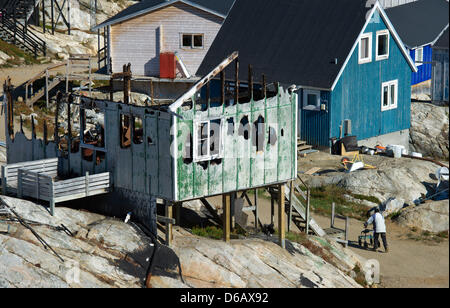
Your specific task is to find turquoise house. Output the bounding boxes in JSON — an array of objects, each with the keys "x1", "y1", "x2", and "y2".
[{"x1": 198, "y1": 0, "x2": 418, "y2": 148}]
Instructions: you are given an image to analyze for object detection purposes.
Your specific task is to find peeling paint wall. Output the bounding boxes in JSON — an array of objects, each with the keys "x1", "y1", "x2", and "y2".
[{"x1": 174, "y1": 85, "x2": 298, "y2": 202}]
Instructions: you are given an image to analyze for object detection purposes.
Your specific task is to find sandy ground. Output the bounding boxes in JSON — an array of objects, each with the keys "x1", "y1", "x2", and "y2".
[{"x1": 209, "y1": 193, "x2": 449, "y2": 288}]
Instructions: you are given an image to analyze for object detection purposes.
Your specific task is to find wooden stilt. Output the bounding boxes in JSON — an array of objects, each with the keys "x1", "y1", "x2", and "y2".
[
  {"x1": 278, "y1": 184, "x2": 286, "y2": 249},
  {"x1": 165, "y1": 203, "x2": 173, "y2": 246},
  {"x1": 270, "y1": 195, "x2": 274, "y2": 226},
  {"x1": 175, "y1": 203, "x2": 181, "y2": 226},
  {"x1": 223, "y1": 194, "x2": 231, "y2": 243},
  {"x1": 288, "y1": 181, "x2": 293, "y2": 232},
  {"x1": 254, "y1": 188, "x2": 259, "y2": 231}
]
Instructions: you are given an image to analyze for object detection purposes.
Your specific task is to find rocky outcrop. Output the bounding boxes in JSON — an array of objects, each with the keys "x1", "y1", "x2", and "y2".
[
  {"x1": 410, "y1": 102, "x2": 449, "y2": 160},
  {"x1": 396, "y1": 200, "x2": 449, "y2": 233},
  {"x1": 0, "y1": 51, "x2": 12, "y2": 65},
  {"x1": 306, "y1": 155, "x2": 442, "y2": 206},
  {"x1": 0, "y1": 196, "x2": 365, "y2": 288},
  {"x1": 171, "y1": 233, "x2": 363, "y2": 288}
]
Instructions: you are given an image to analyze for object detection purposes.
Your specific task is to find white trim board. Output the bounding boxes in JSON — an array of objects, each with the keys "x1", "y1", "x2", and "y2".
[
  {"x1": 331, "y1": 1, "x2": 418, "y2": 91},
  {"x1": 93, "y1": 0, "x2": 228, "y2": 30}
]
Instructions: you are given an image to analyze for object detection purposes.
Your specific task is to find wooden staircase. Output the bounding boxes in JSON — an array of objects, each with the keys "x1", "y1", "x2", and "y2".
[
  {"x1": 0, "y1": 0, "x2": 46, "y2": 57},
  {"x1": 298, "y1": 138, "x2": 316, "y2": 156},
  {"x1": 267, "y1": 177, "x2": 326, "y2": 236}
]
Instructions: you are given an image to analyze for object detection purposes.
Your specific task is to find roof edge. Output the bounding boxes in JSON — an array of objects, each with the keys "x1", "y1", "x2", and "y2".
[
  {"x1": 331, "y1": 1, "x2": 417, "y2": 91},
  {"x1": 93, "y1": 0, "x2": 227, "y2": 31}
]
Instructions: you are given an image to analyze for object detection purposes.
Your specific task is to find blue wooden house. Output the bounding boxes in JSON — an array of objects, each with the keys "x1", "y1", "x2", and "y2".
[
  {"x1": 198, "y1": 0, "x2": 417, "y2": 148},
  {"x1": 386, "y1": 0, "x2": 449, "y2": 90},
  {"x1": 432, "y1": 28, "x2": 449, "y2": 102}
]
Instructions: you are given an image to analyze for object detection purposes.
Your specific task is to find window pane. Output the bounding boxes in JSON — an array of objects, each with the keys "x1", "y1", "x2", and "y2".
[
  {"x1": 361, "y1": 38, "x2": 369, "y2": 58},
  {"x1": 416, "y1": 48, "x2": 423, "y2": 63},
  {"x1": 383, "y1": 86, "x2": 389, "y2": 107},
  {"x1": 210, "y1": 120, "x2": 221, "y2": 156},
  {"x1": 390, "y1": 84, "x2": 396, "y2": 106},
  {"x1": 307, "y1": 94, "x2": 317, "y2": 106},
  {"x1": 182, "y1": 34, "x2": 192, "y2": 47},
  {"x1": 193, "y1": 35, "x2": 203, "y2": 48},
  {"x1": 378, "y1": 34, "x2": 388, "y2": 56}
]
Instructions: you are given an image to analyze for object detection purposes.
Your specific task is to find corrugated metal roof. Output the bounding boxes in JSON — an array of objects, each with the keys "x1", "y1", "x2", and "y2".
[
  {"x1": 198, "y1": 0, "x2": 376, "y2": 89},
  {"x1": 94, "y1": 0, "x2": 235, "y2": 30},
  {"x1": 386, "y1": 0, "x2": 449, "y2": 48}
]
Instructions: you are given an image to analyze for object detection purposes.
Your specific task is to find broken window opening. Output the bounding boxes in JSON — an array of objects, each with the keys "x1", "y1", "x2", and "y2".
[
  {"x1": 120, "y1": 114, "x2": 132, "y2": 149},
  {"x1": 133, "y1": 116, "x2": 144, "y2": 145},
  {"x1": 266, "y1": 83, "x2": 279, "y2": 99},
  {"x1": 183, "y1": 132, "x2": 193, "y2": 164},
  {"x1": 82, "y1": 148, "x2": 94, "y2": 162},
  {"x1": 238, "y1": 116, "x2": 250, "y2": 140},
  {"x1": 238, "y1": 85, "x2": 252, "y2": 105},
  {"x1": 268, "y1": 126, "x2": 277, "y2": 145},
  {"x1": 96, "y1": 151, "x2": 106, "y2": 166},
  {"x1": 81, "y1": 108, "x2": 105, "y2": 149},
  {"x1": 210, "y1": 119, "x2": 222, "y2": 156},
  {"x1": 252, "y1": 115, "x2": 266, "y2": 152},
  {"x1": 227, "y1": 118, "x2": 235, "y2": 136},
  {"x1": 194, "y1": 119, "x2": 224, "y2": 162}
]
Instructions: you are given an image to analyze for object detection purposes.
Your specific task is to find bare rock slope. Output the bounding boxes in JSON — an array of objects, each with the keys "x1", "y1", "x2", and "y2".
[
  {"x1": 410, "y1": 102, "x2": 449, "y2": 160},
  {"x1": 0, "y1": 196, "x2": 364, "y2": 288}
]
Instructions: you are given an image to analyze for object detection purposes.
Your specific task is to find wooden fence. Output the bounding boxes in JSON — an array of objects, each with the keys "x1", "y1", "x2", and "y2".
[{"x1": 2, "y1": 158, "x2": 111, "y2": 215}]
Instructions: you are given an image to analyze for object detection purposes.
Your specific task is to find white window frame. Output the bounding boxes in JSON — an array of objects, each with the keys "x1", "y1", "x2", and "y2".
[
  {"x1": 415, "y1": 47, "x2": 423, "y2": 66},
  {"x1": 303, "y1": 89, "x2": 321, "y2": 111},
  {"x1": 376, "y1": 30, "x2": 390, "y2": 61},
  {"x1": 359, "y1": 33, "x2": 373, "y2": 64},
  {"x1": 193, "y1": 118, "x2": 224, "y2": 162},
  {"x1": 381, "y1": 80, "x2": 398, "y2": 112},
  {"x1": 180, "y1": 33, "x2": 204, "y2": 49}
]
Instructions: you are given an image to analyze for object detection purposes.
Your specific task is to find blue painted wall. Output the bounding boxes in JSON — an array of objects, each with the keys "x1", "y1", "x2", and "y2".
[
  {"x1": 329, "y1": 10, "x2": 412, "y2": 143},
  {"x1": 410, "y1": 44, "x2": 433, "y2": 85},
  {"x1": 299, "y1": 89, "x2": 330, "y2": 146}
]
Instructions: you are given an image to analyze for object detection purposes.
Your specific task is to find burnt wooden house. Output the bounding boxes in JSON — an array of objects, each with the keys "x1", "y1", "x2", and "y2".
[{"x1": 2, "y1": 53, "x2": 298, "y2": 246}]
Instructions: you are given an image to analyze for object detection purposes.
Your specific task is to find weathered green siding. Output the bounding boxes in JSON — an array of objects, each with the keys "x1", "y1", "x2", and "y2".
[{"x1": 174, "y1": 86, "x2": 298, "y2": 201}]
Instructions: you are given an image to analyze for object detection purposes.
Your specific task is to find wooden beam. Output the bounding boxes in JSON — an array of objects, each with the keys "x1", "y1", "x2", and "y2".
[
  {"x1": 223, "y1": 194, "x2": 231, "y2": 243},
  {"x1": 288, "y1": 181, "x2": 293, "y2": 232},
  {"x1": 165, "y1": 203, "x2": 173, "y2": 246},
  {"x1": 278, "y1": 184, "x2": 286, "y2": 249},
  {"x1": 169, "y1": 51, "x2": 238, "y2": 112}
]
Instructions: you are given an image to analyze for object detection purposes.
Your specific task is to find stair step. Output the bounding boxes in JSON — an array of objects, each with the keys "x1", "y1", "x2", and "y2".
[{"x1": 298, "y1": 144, "x2": 313, "y2": 151}]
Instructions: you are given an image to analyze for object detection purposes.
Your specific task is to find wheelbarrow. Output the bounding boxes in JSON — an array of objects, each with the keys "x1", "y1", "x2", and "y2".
[{"x1": 358, "y1": 229, "x2": 374, "y2": 250}]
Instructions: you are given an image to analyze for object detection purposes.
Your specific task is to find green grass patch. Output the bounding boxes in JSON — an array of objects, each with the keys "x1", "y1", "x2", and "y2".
[
  {"x1": 0, "y1": 39, "x2": 40, "y2": 66},
  {"x1": 350, "y1": 193, "x2": 381, "y2": 205},
  {"x1": 192, "y1": 225, "x2": 247, "y2": 240},
  {"x1": 192, "y1": 226, "x2": 224, "y2": 240},
  {"x1": 306, "y1": 185, "x2": 369, "y2": 221}
]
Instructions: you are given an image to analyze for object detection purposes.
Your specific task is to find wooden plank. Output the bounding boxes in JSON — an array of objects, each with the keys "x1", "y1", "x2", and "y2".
[
  {"x1": 54, "y1": 185, "x2": 110, "y2": 198},
  {"x1": 53, "y1": 180, "x2": 110, "y2": 194},
  {"x1": 54, "y1": 189, "x2": 109, "y2": 203},
  {"x1": 165, "y1": 204, "x2": 173, "y2": 247},
  {"x1": 279, "y1": 185, "x2": 286, "y2": 249},
  {"x1": 5, "y1": 158, "x2": 58, "y2": 169},
  {"x1": 223, "y1": 194, "x2": 231, "y2": 243},
  {"x1": 304, "y1": 167, "x2": 321, "y2": 175},
  {"x1": 157, "y1": 215, "x2": 176, "y2": 225}
]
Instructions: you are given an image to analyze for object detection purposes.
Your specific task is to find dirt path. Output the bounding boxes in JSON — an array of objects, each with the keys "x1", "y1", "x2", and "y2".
[
  {"x1": 209, "y1": 194, "x2": 449, "y2": 288},
  {"x1": 313, "y1": 215, "x2": 449, "y2": 288}
]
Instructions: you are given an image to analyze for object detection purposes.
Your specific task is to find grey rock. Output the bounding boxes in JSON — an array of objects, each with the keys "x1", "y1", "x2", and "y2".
[
  {"x1": 410, "y1": 102, "x2": 449, "y2": 160},
  {"x1": 396, "y1": 200, "x2": 449, "y2": 233}
]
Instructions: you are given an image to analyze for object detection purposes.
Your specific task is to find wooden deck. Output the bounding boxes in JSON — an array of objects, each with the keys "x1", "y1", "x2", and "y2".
[{"x1": 2, "y1": 158, "x2": 111, "y2": 215}]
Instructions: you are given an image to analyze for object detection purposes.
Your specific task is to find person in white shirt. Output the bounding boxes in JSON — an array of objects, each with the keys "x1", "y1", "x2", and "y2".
[{"x1": 365, "y1": 208, "x2": 389, "y2": 253}]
